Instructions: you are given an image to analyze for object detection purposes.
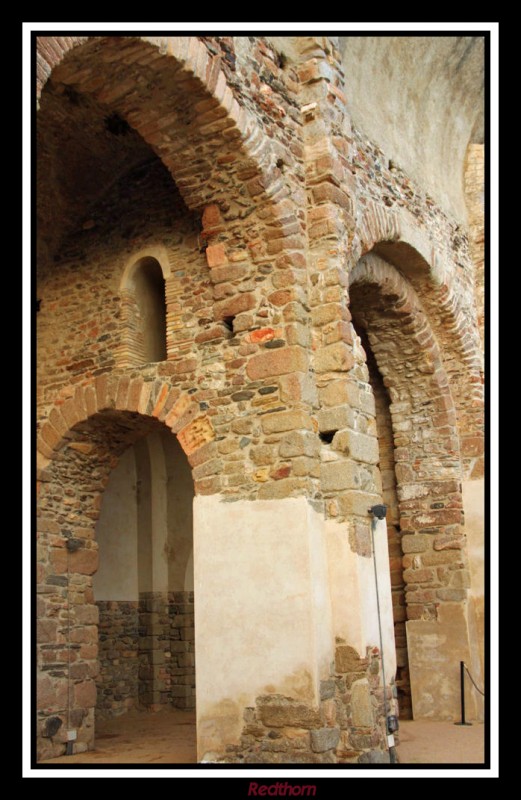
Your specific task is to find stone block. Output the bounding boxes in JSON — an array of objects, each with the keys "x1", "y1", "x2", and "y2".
[
  {"x1": 258, "y1": 477, "x2": 309, "y2": 500},
  {"x1": 350, "y1": 679, "x2": 373, "y2": 727},
  {"x1": 318, "y1": 405, "x2": 354, "y2": 432},
  {"x1": 279, "y1": 431, "x2": 320, "y2": 458},
  {"x1": 314, "y1": 342, "x2": 354, "y2": 373},
  {"x1": 332, "y1": 430, "x2": 379, "y2": 464},
  {"x1": 401, "y1": 534, "x2": 431, "y2": 554},
  {"x1": 310, "y1": 727, "x2": 340, "y2": 753},
  {"x1": 214, "y1": 292, "x2": 256, "y2": 320},
  {"x1": 246, "y1": 347, "x2": 308, "y2": 380},
  {"x1": 73, "y1": 680, "x2": 97, "y2": 708},
  {"x1": 337, "y1": 490, "x2": 380, "y2": 517},
  {"x1": 358, "y1": 750, "x2": 391, "y2": 764},
  {"x1": 257, "y1": 696, "x2": 321, "y2": 729},
  {"x1": 69, "y1": 548, "x2": 98, "y2": 576},
  {"x1": 320, "y1": 461, "x2": 359, "y2": 492},
  {"x1": 261, "y1": 410, "x2": 313, "y2": 435},
  {"x1": 335, "y1": 645, "x2": 368, "y2": 673}
]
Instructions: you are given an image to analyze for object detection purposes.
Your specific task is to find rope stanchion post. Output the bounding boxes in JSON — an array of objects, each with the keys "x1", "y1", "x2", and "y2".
[
  {"x1": 455, "y1": 661, "x2": 485, "y2": 725},
  {"x1": 455, "y1": 660, "x2": 472, "y2": 726}
]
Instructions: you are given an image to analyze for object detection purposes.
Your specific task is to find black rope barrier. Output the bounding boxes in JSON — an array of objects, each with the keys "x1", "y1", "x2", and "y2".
[{"x1": 464, "y1": 662, "x2": 485, "y2": 697}]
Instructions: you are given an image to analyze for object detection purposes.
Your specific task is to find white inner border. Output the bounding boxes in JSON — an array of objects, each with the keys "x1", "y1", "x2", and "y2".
[{"x1": 23, "y1": 20, "x2": 499, "y2": 780}]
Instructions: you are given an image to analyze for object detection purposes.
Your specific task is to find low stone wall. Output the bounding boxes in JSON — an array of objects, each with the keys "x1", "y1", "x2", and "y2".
[
  {"x1": 169, "y1": 591, "x2": 195, "y2": 710},
  {"x1": 96, "y1": 593, "x2": 195, "y2": 715},
  {"x1": 96, "y1": 601, "x2": 139, "y2": 715},
  {"x1": 224, "y1": 645, "x2": 391, "y2": 764}
]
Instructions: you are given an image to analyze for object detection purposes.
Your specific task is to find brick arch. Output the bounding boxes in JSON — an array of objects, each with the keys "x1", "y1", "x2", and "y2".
[
  {"x1": 37, "y1": 373, "x2": 216, "y2": 487},
  {"x1": 356, "y1": 207, "x2": 483, "y2": 478},
  {"x1": 349, "y1": 252, "x2": 470, "y2": 624},
  {"x1": 36, "y1": 372, "x2": 215, "y2": 759},
  {"x1": 36, "y1": 36, "x2": 287, "y2": 216}
]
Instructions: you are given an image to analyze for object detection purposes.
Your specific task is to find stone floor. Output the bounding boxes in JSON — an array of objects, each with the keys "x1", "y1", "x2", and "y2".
[
  {"x1": 42, "y1": 708, "x2": 197, "y2": 764},
  {"x1": 396, "y1": 719, "x2": 486, "y2": 764},
  {"x1": 41, "y1": 711, "x2": 486, "y2": 766}
]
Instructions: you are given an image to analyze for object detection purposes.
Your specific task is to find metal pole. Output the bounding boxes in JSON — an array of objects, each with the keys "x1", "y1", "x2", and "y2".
[{"x1": 454, "y1": 660, "x2": 472, "y2": 726}]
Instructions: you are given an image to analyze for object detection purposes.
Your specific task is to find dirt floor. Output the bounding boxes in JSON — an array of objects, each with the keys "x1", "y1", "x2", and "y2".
[
  {"x1": 396, "y1": 719, "x2": 485, "y2": 764},
  {"x1": 42, "y1": 708, "x2": 197, "y2": 764},
  {"x1": 41, "y1": 710, "x2": 485, "y2": 766}
]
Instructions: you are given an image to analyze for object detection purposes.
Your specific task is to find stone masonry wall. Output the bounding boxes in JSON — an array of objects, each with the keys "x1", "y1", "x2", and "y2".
[
  {"x1": 96, "y1": 601, "x2": 139, "y2": 715},
  {"x1": 95, "y1": 593, "x2": 195, "y2": 716},
  {"x1": 36, "y1": 34, "x2": 484, "y2": 761},
  {"x1": 169, "y1": 591, "x2": 196, "y2": 710},
  {"x1": 224, "y1": 644, "x2": 391, "y2": 764}
]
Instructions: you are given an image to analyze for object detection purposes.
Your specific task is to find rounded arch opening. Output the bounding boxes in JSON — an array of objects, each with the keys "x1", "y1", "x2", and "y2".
[
  {"x1": 123, "y1": 256, "x2": 167, "y2": 366},
  {"x1": 349, "y1": 251, "x2": 467, "y2": 719},
  {"x1": 36, "y1": 402, "x2": 197, "y2": 760}
]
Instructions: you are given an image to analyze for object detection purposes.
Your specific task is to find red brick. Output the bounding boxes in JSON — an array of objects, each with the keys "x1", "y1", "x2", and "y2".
[
  {"x1": 202, "y1": 204, "x2": 223, "y2": 230},
  {"x1": 84, "y1": 385, "x2": 97, "y2": 417},
  {"x1": 164, "y1": 394, "x2": 195, "y2": 430},
  {"x1": 127, "y1": 378, "x2": 144, "y2": 412},
  {"x1": 206, "y1": 243, "x2": 228, "y2": 268},
  {"x1": 249, "y1": 327, "x2": 276, "y2": 344},
  {"x1": 151, "y1": 383, "x2": 170, "y2": 417},
  {"x1": 49, "y1": 408, "x2": 68, "y2": 436},
  {"x1": 95, "y1": 374, "x2": 109, "y2": 411},
  {"x1": 137, "y1": 382, "x2": 153, "y2": 415},
  {"x1": 41, "y1": 423, "x2": 61, "y2": 450},
  {"x1": 115, "y1": 376, "x2": 130, "y2": 410}
]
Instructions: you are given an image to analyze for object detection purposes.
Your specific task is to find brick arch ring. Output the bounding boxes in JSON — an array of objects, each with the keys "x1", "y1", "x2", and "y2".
[
  {"x1": 36, "y1": 35, "x2": 289, "y2": 218},
  {"x1": 349, "y1": 252, "x2": 457, "y2": 406},
  {"x1": 37, "y1": 373, "x2": 215, "y2": 479}
]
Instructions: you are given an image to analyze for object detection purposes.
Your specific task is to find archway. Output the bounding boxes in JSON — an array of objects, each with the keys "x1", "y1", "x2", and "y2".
[
  {"x1": 349, "y1": 251, "x2": 483, "y2": 722},
  {"x1": 36, "y1": 385, "x2": 205, "y2": 760},
  {"x1": 95, "y1": 428, "x2": 194, "y2": 718}
]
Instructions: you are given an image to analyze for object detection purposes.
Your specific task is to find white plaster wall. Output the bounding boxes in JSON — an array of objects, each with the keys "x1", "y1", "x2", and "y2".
[
  {"x1": 325, "y1": 517, "x2": 396, "y2": 680},
  {"x1": 361, "y1": 518, "x2": 397, "y2": 680},
  {"x1": 94, "y1": 447, "x2": 138, "y2": 601},
  {"x1": 193, "y1": 496, "x2": 396, "y2": 759},
  {"x1": 147, "y1": 432, "x2": 168, "y2": 593},
  {"x1": 308, "y1": 504, "x2": 334, "y2": 680},
  {"x1": 194, "y1": 496, "x2": 331, "y2": 759},
  {"x1": 163, "y1": 429, "x2": 194, "y2": 592}
]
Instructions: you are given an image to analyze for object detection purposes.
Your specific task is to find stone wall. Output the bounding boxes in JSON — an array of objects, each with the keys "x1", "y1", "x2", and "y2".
[
  {"x1": 95, "y1": 593, "x2": 195, "y2": 717},
  {"x1": 225, "y1": 645, "x2": 391, "y2": 764},
  {"x1": 97, "y1": 601, "x2": 139, "y2": 715},
  {"x1": 36, "y1": 34, "x2": 485, "y2": 762},
  {"x1": 169, "y1": 591, "x2": 196, "y2": 710},
  {"x1": 365, "y1": 346, "x2": 411, "y2": 719}
]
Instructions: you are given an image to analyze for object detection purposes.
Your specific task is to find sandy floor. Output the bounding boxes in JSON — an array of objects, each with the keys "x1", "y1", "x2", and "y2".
[
  {"x1": 41, "y1": 711, "x2": 485, "y2": 766},
  {"x1": 43, "y1": 708, "x2": 197, "y2": 764},
  {"x1": 396, "y1": 719, "x2": 485, "y2": 764}
]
